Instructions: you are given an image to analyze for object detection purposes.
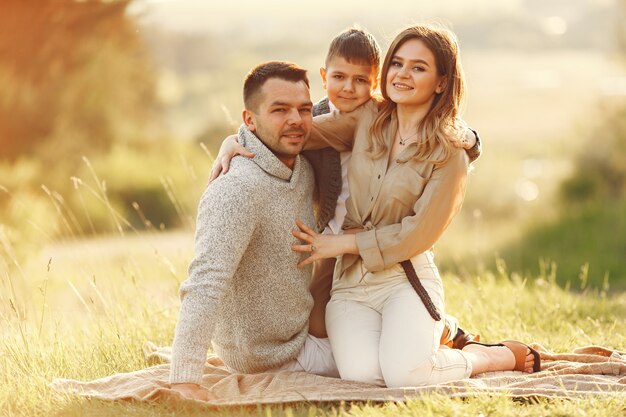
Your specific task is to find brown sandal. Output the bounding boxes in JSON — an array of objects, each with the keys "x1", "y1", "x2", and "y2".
[
  {"x1": 452, "y1": 327, "x2": 481, "y2": 350},
  {"x1": 465, "y1": 340, "x2": 541, "y2": 373}
]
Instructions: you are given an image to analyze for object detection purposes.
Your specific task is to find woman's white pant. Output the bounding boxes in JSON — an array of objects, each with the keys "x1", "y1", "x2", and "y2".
[{"x1": 326, "y1": 251, "x2": 472, "y2": 388}]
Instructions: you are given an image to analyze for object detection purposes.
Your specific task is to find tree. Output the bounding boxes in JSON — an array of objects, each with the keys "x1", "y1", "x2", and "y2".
[{"x1": 0, "y1": 0, "x2": 156, "y2": 162}]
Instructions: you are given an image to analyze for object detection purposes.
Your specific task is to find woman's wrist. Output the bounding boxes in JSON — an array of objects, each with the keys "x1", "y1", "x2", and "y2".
[{"x1": 338, "y1": 234, "x2": 359, "y2": 255}]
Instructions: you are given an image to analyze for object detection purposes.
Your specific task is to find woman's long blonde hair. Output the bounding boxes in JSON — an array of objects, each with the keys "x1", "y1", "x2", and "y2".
[{"x1": 368, "y1": 24, "x2": 465, "y2": 166}]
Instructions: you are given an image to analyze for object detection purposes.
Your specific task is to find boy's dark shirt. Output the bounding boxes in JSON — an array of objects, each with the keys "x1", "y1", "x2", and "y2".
[{"x1": 302, "y1": 97, "x2": 342, "y2": 231}]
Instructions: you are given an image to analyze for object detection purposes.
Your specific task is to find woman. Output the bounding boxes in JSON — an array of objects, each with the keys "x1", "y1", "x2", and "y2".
[{"x1": 290, "y1": 24, "x2": 540, "y2": 388}]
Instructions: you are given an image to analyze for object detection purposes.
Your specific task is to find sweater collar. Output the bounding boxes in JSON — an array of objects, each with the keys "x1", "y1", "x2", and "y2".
[{"x1": 238, "y1": 125, "x2": 302, "y2": 183}]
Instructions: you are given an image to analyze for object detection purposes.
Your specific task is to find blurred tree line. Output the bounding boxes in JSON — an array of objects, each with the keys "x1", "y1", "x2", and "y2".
[
  {"x1": 501, "y1": 0, "x2": 626, "y2": 289},
  {"x1": 561, "y1": 106, "x2": 626, "y2": 204},
  {"x1": 0, "y1": 0, "x2": 155, "y2": 163},
  {"x1": 0, "y1": 0, "x2": 207, "y2": 263},
  {"x1": 558, "y1": 0, "x2": 626, "y2": 216}
]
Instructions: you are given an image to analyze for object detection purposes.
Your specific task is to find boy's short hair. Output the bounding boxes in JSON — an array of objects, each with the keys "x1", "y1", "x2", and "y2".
[
  {"x1": 325, "y1": 28, "x2": 381, "y2": 75},
  {"x1": 243, "y1": 61, "x2": 310, "y2": 111}
]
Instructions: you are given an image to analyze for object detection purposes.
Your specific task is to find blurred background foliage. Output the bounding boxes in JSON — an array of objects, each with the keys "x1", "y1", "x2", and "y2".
[
  {"x1": 498, "y1": 102, "x2": 626, "y2": 289},
  {"x1": 0, "y1": 0, "x2": 156, "y2": 161},
  {"x1": 0, "y1": 0, "x2": 625, "y2": 289},
  {"x1": 494, "y1": 0, "x2": 626, "y2": 288},
  {"x1": 0, "y1": 0, "x2": 210, "y2": 261}
]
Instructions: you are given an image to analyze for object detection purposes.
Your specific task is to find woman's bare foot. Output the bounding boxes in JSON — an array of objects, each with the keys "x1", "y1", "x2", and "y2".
[{"x1": 462, "y1": 342, "x2": 537, "y2": 375}]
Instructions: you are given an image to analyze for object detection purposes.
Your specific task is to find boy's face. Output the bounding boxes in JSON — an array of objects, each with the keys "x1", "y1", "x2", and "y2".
[{"x1": 320, "y1": 56, "x2": 378, "y2": 113}]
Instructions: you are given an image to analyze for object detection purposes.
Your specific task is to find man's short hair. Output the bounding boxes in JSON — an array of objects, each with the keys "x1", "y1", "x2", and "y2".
[
  {"x1": 243, "y1": 61, "x2": 310, "y2": 111},
  {"x1": 325, "y1": 28, "x2": 381, "y2": 75}
]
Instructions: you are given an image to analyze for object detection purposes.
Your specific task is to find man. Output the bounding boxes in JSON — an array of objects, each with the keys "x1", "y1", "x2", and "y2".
[{"x1": 169, "y1": 61, "x2": 338, "y2": 401}]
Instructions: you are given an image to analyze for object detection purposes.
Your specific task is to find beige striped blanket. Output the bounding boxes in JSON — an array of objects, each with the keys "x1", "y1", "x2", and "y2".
[{"x1": 50, "y1": 343, "x2": 626, "y2": 405}]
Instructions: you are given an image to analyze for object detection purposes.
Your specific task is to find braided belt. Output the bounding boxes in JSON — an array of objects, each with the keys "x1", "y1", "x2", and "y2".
[{"x1": 400, "y1": 260, "x2": 442, "y2": 321}]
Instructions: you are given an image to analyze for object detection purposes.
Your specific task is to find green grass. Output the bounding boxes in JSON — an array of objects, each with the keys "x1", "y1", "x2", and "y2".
[
  {"x1": 498, "y1": 201, "x2": 626, "y2": 290},
  {"x1": 438, "y1": 199, "x2": 626, "y2": 292},
  {"x1": 1, "y1": 233, "x2": 624, "y2": 416}
]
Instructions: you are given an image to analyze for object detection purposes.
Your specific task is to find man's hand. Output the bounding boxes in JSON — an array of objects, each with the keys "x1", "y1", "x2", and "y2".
[
  {"x1": 170, "y1": 383, "x2": 213, "y2": 402},
  {"x1": 209, "y1": 134, "x2": 255, "y2": 182}
]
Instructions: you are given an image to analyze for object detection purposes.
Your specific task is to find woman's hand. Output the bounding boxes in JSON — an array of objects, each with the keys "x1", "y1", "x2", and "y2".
[
  {"x1": 209, "y1": 134, "x2": 255, "y2": 182},
  {"x1": 451, "y1": 128, "x2": 477, "y2": 150},
  {"x1": 291, "y1": 219, "x2": 358, "y2": 268}
]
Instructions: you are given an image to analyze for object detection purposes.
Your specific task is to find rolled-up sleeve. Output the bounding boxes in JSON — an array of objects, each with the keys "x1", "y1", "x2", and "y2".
[{"x1": 356, "y1": 149, "x2": 470, "y2": 272}]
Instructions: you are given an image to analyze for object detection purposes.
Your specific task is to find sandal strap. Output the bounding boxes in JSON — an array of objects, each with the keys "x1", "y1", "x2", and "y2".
[
  {"x1": 465, "y1": 340, "x2": 542, "y2": 373},
  {"x1": 502, "y1": 341, "x2": 528, "y2": 372}
]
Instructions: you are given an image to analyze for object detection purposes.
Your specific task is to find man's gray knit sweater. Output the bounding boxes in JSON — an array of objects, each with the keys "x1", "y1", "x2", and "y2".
[{"x1": 170, "y1": 126, "x2": 315, "y2": 384}]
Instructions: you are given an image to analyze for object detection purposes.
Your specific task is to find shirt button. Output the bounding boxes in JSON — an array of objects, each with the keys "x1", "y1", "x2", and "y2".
[
  {"x1": 378, "y1": 174, "x2": 381, "y2": 179},
  {"x1": 370, "y1": 197, "x2": 374, "y2": 201}
]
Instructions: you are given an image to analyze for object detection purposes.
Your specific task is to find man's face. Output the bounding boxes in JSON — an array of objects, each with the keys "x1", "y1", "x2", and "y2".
[
  {"x1": 243, "y1": 78, "x2": 313, "y2": 166},
  {"x1": 320, "y1": 56, "x2": 378, "y2": 113}
]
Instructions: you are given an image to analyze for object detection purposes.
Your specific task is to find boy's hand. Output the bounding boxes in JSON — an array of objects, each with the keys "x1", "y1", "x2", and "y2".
[
  {"x1": 451, "y1": 128, "x2": 477, "y2": 150},
  {"x1": 209, "y1": 134, "x2": 255, "y2": 182},
  {"x1": 170, "y1": 383, "x2": 213, "y2": 402}
]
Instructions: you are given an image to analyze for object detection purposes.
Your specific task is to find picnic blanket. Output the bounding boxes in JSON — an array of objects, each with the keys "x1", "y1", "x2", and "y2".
[{"x1": 50, "y1": 343, "x2": 626, "y2": 405}]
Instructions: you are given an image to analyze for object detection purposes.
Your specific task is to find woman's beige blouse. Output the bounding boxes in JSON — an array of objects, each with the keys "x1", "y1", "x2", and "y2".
[{"x1": 308, "y1": 100, "x2": 470, "y2": 273}]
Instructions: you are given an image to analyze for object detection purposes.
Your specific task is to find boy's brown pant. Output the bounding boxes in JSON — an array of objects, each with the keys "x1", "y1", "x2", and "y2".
[
  {"x1": 308, "y1": 257, "x2": 337, "y2": 338},
  {"x1": 308, "y1": 257, "x2": 460, "y2": 346}
]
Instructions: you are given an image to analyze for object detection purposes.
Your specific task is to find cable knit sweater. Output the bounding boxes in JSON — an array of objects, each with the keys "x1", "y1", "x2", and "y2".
[{"x1": 169, "y1": 125, "x2": 316, "y2": 384}]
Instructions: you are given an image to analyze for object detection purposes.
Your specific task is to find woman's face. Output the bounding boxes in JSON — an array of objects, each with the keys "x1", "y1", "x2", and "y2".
[{"x1": 385, "y1": 38, "x2": 444, "y2": 108}]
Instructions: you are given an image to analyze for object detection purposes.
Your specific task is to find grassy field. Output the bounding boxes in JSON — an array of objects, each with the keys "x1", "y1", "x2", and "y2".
[
  {"x1": 437, "y1": 198, "x2": 626, "y2": 291},
  {"x1": 1, "y1": 230, "x2": 625, "y2": 416}
]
